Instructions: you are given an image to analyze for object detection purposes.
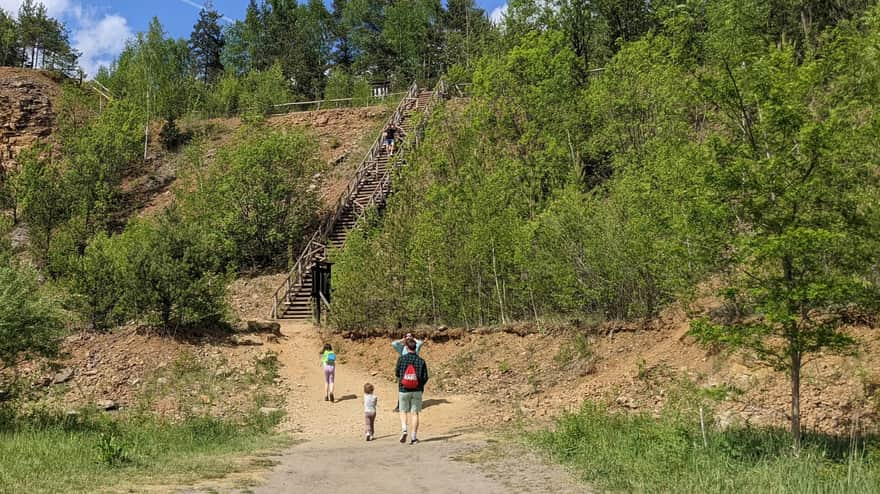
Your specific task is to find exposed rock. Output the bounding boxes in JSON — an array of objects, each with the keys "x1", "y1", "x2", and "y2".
[
  {"x1": 246, "y1": 320, "x2": 282, "y2": 336},
  {"x1": 0, "y1": 69, "x2": 57, "y2": 171},
  {"x1": 233, "y1": 334, "x2": 264, "y2": 346},
  {"x1": 52, "y1": 368, "x2": 74, "y2": 384},
  {"x1": 259, "y1": 407, "x2": 282, "y2": 415},
  {"x1": 96, "y1": 399, "x2": 119, "y2": 411}
]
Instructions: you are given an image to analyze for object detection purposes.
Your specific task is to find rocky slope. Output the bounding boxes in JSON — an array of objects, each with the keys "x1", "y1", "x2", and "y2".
[{"x1": 0, "y1": 68, "x2": 58, "y2": 171}]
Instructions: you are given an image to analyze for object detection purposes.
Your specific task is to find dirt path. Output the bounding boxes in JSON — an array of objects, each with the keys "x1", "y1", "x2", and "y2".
[{"x1": 237, "y1": 321, "x2": 586, "y2": 493}]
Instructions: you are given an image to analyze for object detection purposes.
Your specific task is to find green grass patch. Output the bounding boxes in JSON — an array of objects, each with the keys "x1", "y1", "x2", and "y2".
[
  {"x1": 530, "y1": 403, "x2": 880, "y2": 493},
  {"x1": 0, "y1": 406, "x2": 289, "y2": 493}
]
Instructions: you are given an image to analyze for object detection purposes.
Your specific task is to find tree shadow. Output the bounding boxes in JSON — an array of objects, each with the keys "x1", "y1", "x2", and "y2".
[
  {"x1": 422, "y1": 433, "x2": 462, "y2": 443},
  {"x1": 422, "y1": 398, "x2": 451, "y2": 409}
]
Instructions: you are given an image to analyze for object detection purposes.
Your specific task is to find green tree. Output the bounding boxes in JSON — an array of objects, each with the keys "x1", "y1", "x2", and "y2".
[
  {"x1": 112, "y1": 215, "x2": 229, "y2": 332},
  {"x1": 176, "y1": 128, "x2": 321, "y2": 270},
  {"x1": 189, "y1": 1, "x2": 225, "y2": 83},
  {"x1": 17, "y1": 0, "x2": 77, "y2": 70},
  {"x1": 102, "y1": 18, "x2": 197, "y2": 121},
  {"x1": 238, "y1": 62, "x2": 290, "y2": 118},
  {"x1": 382, "y1": 0, "x2": 443, "y2": 81},
  {"x1": 70, "y1": 232, "x2": 123, "y2": 330},
  {"x1": 690, "y1": 38, "x2": 880, "y2": 450},
  {"x1": 14, "y1": 144, "x2": 67, "y2": 267},
  {"x1": 0, "y1": 9, "x2": 22, "y2": 66},
  {"x1": 0, "y1": 257, "x2": 64, "y2": 368}
]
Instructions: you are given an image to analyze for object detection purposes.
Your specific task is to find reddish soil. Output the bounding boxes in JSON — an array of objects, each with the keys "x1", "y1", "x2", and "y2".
[
  {"x1": 137, "y1": 106, "x2": 390, "y2": 218},
  {"x1": 334, "y1": 308, "x2": 880, "y2": 436}
]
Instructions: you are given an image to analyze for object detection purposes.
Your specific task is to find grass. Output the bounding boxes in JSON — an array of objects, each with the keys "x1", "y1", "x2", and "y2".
[
  {"x1": 530, "y1": 403, "x2": 880, "y2": 493},
  {"x1": 0, "y1": 406, "x2": 289, "y2": 493}
]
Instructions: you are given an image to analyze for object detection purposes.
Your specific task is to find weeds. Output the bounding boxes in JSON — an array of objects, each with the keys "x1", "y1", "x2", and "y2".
[
  {"x1": 97, "y1": 431, "x2": 129, "y2": 467},
  {"x1": 531, "y1": 401, "x2": 880, "y2": 493},
  {"x1": 0, "y1": 406, "x2": 287, "y2": 493},
  {"x1": 554, "y1": 332, "x2": 594, "y2": 368}
]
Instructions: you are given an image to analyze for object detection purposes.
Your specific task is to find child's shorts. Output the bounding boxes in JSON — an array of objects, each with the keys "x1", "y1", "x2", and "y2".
[{"x1": 323, "y1": 364, "x2": 335, "y2": 384}]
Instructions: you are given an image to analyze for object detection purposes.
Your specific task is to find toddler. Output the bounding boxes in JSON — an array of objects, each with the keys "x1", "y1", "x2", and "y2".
[{"x1": 363, "y1": 382, "x2": 377, "y2": 441}]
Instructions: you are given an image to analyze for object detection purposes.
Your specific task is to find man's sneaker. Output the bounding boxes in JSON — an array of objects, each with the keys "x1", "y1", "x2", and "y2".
[
  {"x1": 365, "y1": 433, "x2": 371, "y2": 442},
  {"x1": 410, "y1": 438, "x2": 420, "y2": 445},
  {"x1": 329, "y1": 393, "x2": 334, "y2": 402},
  {"x1": 399, "y1": 431, "x2": 408, "y2": 443},
  {"x1": 324, "y1": 396, "x2": 329, "y2": 401}
]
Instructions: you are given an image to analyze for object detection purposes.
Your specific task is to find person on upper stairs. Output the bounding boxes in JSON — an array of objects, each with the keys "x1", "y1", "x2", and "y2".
[{"x1": 383, "y1": 123, "x2": 405, "y2": 156}]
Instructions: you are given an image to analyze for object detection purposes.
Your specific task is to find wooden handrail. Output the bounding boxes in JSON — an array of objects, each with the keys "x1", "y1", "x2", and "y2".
[
  {"x1": 270, "y1": 80, "x2": 450, "y2": 319},
  {"x1": 271, "y1": 82, "x2": 421, "y2": 318}
]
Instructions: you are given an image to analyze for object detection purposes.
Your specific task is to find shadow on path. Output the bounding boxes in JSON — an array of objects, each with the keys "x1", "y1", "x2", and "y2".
[
  {"x1": 422, "y1": 433, "x2": 462, "y2": 443},
  {"x1": 422, "y1": 398, "x2": 451, "y2": 409},
  {"x1": 334, "y1": 394, "x2": 358, "y2": 402}
]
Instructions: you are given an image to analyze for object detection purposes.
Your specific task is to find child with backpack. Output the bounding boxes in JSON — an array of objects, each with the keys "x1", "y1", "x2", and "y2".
[
  {"x1": 321, "y1": 343, "x2": 336, "y2": 402},
  {"x1": 363, "y1": 383, "x2": 378, "y2": 441}
]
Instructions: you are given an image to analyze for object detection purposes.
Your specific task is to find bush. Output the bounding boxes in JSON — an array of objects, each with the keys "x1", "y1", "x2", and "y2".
[
  {"x1": 113, "y1": 215, "x2": 229, "y2": 332},
  {"x1": 158, "y1": 117, "x2": 191, "y2": 151},
  {"x1": 239, "y1": 63, "x2": 291, "y2": 121},
  {"x1": 71, "y1": 213, "x2": 229, "y2": 333},
  {"x1": 175, "y1": 128, "x2": 321, "y2": 271},
  {"x1": 0, "y1": 257, "x2": 65, "y2": 367}
]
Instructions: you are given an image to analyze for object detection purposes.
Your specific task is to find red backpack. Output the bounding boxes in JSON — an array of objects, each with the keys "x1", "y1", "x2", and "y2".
[{"x1": 401, "y1": 363, "x2": 419, "y2": 390}]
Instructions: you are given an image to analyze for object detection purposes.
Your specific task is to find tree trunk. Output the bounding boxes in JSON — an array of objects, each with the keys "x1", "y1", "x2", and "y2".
[
  {"x1": 492, "y1": 246, "x2": 507, "y2": 324},
  {"x1": 791, "y1": 349, "x2": 802, "y2": 453}
]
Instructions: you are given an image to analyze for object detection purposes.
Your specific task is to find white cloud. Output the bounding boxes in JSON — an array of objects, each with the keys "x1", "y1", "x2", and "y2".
[
  {"x1": 73, "y1": 13, "x2": 132, "y2": 77},
  {"x1": 489, "y1": 3, "x2": 507, "y2": 25}
]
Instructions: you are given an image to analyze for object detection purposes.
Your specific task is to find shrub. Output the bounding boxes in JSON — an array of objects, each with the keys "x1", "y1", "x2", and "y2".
[
  {"x1": 176, "y1": 128, "x2": 321, "y2": 271},
  {"x1": 0, "y1": 257, "x2": 65, "y2": 368}
]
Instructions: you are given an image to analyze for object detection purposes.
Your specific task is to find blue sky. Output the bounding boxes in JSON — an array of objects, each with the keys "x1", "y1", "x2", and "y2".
[{"x1": 0, "y1": 0, "x2": 508, "y2": 76}]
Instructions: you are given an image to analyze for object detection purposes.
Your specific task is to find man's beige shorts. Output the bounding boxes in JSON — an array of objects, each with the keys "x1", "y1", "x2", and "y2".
[{"x1": 399, "y1": 391, "x2": 423, "y2": 413}]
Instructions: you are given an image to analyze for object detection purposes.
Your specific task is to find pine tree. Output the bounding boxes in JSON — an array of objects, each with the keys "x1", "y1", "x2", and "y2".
[
  {"x1": 0, "y1": 9, "x2": 22, "y2": 67},
  {"x1": 189, "y1": 1, "x2": 225, "y2": 83}
]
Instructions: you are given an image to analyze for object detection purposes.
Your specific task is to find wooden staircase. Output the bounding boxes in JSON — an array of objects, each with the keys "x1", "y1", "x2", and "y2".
[{"x1": 272, "y1": 82, "x2": 444, "y2": 320}]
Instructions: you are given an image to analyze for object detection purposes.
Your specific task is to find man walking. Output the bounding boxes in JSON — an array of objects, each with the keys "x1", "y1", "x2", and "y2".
[
  {"x1": 395, "y1": 337, "x2": 429, "y2": 445},
  {"x1": 391, "y1": 332, "x2": 424, "y2": 412}
]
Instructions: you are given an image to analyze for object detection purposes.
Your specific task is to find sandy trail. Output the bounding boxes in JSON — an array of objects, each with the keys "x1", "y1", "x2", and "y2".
[{"x1": 237, "y1": 321, "x2": 586, "y2": 493}]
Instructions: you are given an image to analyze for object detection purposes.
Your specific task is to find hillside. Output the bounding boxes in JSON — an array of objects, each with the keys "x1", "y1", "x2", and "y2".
[{"x1": 0, "y1": 68, "x2": 58, "y2": 171}]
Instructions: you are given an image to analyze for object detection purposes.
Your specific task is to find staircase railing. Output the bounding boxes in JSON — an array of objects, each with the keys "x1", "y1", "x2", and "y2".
[{"x1": 271, "y1": 82, "x2": 420, "y2": 318}]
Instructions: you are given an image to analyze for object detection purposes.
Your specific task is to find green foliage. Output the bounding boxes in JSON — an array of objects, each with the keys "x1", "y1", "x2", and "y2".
[
  {"x1": 71, "y1": 212, "x2": 229, "y2": 333},
  {"x1": 176, "y1": 128, "x2": 321, "y2": 271},
  {"x1": 11, "y1": 0, "x2": 78, "y2": 71},
  {"x1": 189, "y1": 2, "x2": 225, "y2": 83},
  {"x1": 351, "y1": 76, "x2": 373, "y2": 106},
  {"x1": 238, "y1": 63, "x2": 291, "y2": 121},
  {"x1": 0, "y1": 257, "x2": 64, "y2": 368},
  {"x1": 114, "y1": 215, "x2": 228, "y2": 331},
  {"x1": 0, "y1": 408, "x2": 285, "y2": 493},
  {"x1": 324, "y1": 68, "x2": 352, "y2": 100},
  {"x1": 11, "y1": 96, "x2": 144, "y2": 276},
  {"x1": 97, "y1": 432, "x2": 129, "y2": 467},
  {"x1": 531, "y1": 403, "x2": 880, "y2": 493},
  {"x1": 69, "y1": 232, "x2": 122, "y2": 330},
  {"x1": 100, "y1": 18, "x2": 199, "y2": 120},
  {"x1": 0, "y1": 9, "x2": 22, "y2": 67},
  {"x1": 158, "y1": 117, "x2": 189, "y2": 151},
  {"x1": 13, "y1": 144, "x2": 66, "y2": 266}
]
